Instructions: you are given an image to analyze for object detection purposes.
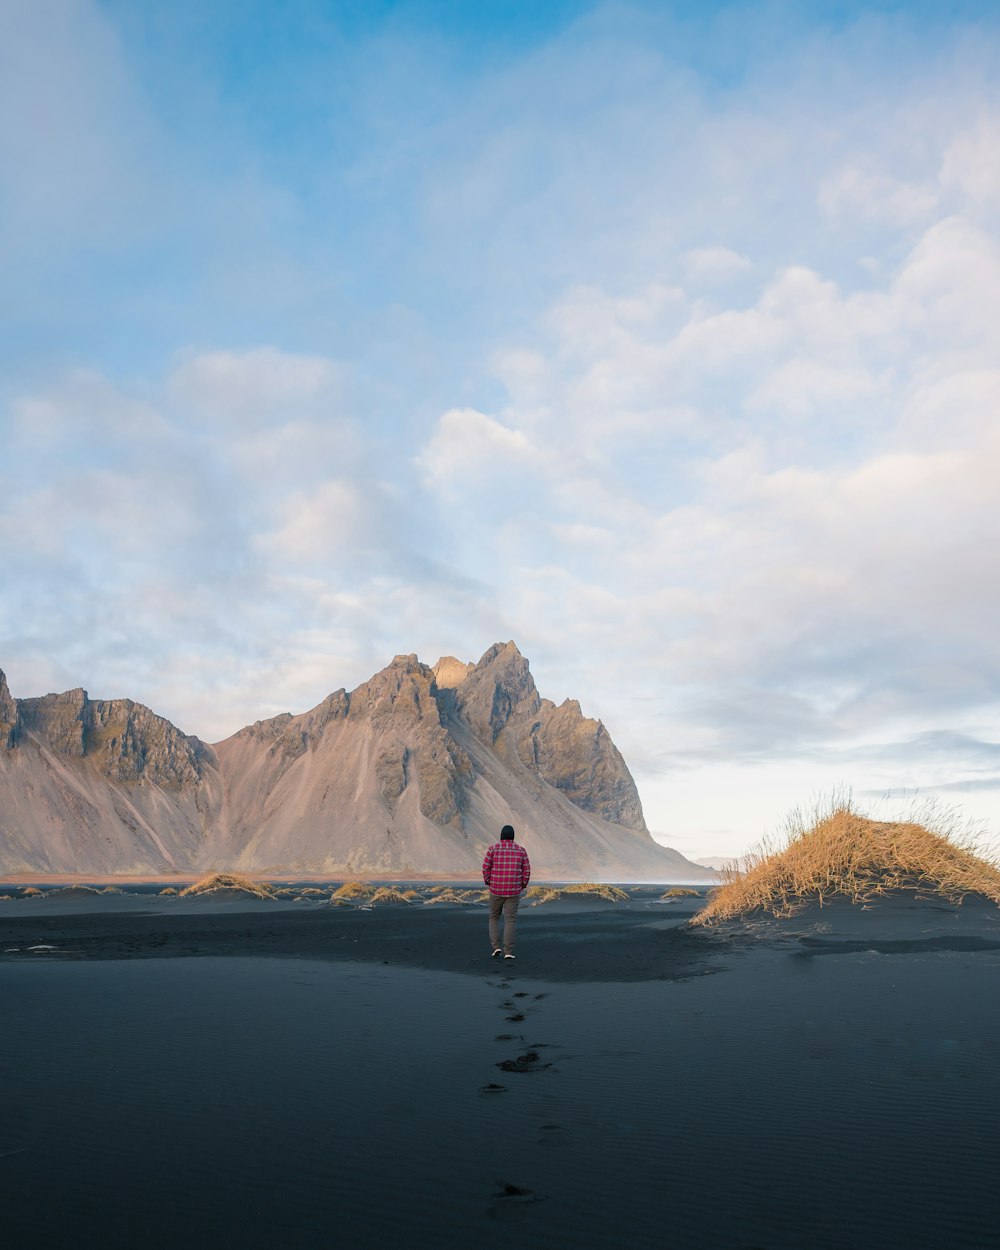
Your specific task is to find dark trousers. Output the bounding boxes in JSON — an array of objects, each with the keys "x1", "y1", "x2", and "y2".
[{"x1": 488, "y1": 893, "x2": 520, "y2": 954}]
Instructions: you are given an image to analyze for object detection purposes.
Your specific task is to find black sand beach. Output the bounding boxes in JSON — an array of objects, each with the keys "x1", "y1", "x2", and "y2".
[{"x1": 3, "y1": 888, "x2": 1000, "y2": 1249}]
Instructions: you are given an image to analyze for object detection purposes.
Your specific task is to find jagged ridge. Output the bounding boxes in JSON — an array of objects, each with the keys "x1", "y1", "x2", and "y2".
[{"x1": 0, "y1": 646, "x2": 702, "y2": 880}]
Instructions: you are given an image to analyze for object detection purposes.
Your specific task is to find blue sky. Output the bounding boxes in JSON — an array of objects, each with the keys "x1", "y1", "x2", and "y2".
[{"x1": 2, "y1": 0, "x2": 1000, "y2": 859}]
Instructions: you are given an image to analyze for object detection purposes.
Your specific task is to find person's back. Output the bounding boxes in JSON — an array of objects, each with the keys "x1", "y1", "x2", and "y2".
[{"x1": 482, "y1": 824, "x2": 530, "y2": 960}]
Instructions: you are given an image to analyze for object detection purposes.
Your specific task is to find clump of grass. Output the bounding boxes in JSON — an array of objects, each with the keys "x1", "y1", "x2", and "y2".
[
  {"x1": 661, "y1": 887, "x2": 700, "y2": 899},
  {"x1": 694, "y1": 797, "x2": 1000, "y2": 924},
  {"x1": 299, "y1": 887, "x2": 326, "y2": 897},
  {"x1": 400, "y1": 889, "x2": 422, "y2": 900},
  {"x1": 368, "y1": 887, "x2": 411, "y2": 905},
  {"x1": 21, "y1": 887, "x2": 43, "y2": 897},
  {"x1": 524, "y1": 886, "x2": 560, "y2": 904},
  {"x1": 179, "y1": 873, "x2": 275, "y2": 899},
  {"x1": 424, "y1": 887, "x2": 488, "y2": 905},
  {"x1": 424, "y1": 887, "x2": 465, "y2": 904},
  {"x1": 563, "y1": 883, "x2": 630, "y2": 902},
  {"x1": 526, "y1": 884, "x2": 629, "y2": 905},
  {"x1": 332, "y1": 881, "x2": 375, "y2": 900},
  {"x1": 159, "y1": 887, "x2": 178, "y2": 896}
]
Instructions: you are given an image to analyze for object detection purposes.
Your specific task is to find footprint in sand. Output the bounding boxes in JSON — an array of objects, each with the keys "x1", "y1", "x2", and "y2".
[
  {"x1": 505, "y1": 1011, "x2": 526, "y2": 1022},
  {"x1": 497, "y1": 1050, "x2": 551, "y2": 1073},
  {"x1": 536, "y1": 1124, "x2": 565, "y2": 1148},
  {"x1": 495, "y1": 1033, "x2": 523, "y2": 1041},
  {"x1": 487, "y1": 1182, "x2": 538, "y2": 1222},
  {"x1": 479, "y1": 1083, "x2": 507, "y2": 1097}
]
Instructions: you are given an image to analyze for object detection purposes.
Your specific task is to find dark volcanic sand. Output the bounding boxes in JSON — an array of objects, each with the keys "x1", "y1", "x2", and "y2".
[{"x1": 3, "y1": 891, "x2": 1000, "y2": 1249}]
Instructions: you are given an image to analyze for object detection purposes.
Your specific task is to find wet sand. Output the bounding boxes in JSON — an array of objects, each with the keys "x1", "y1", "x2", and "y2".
[{"x1": 3, "y1": 889, "x2": 1000, "y2": 1248}]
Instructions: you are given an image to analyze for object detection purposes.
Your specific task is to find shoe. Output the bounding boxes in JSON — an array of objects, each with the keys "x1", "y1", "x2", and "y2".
[
  {"x1": 491, "y1": 948, "x2": 502, "y2": 958},
  {"x1": 504, "y1": 953, "x2": 515, "y2": 960}
]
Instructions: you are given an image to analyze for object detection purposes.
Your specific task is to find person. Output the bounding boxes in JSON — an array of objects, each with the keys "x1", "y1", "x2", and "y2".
[{"x1": 482, "y1": 824, "x2": 531, "y2": 960}]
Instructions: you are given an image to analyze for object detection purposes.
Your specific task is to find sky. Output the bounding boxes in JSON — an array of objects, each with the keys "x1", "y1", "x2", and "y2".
[{"x1": 2, "y1": 0, "x2": 1000, "y2": 861}]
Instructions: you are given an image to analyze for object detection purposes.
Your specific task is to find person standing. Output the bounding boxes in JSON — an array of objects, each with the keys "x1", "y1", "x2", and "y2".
[{"x1": 482, "y1": 824, "x2": 531, "y2": 960}]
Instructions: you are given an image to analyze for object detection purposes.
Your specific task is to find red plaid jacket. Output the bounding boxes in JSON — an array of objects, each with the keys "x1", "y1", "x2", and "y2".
[{"x1": 482, "y1": 841, "x2": 531, "y2": 896}]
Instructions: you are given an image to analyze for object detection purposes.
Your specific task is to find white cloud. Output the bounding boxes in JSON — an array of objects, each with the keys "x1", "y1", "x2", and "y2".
[
  {"x1": 818, "y1": 165, "x2": 939, "y2": 227},
  {"x1": 417, "y1": 407, "x2": 540, "y2": 489},
  {"x1": 682, "y1": 246, "x2": 753, "y2": 286},
  {"x1": 939, "y1": 118, "x2": 1000, "y2": 211},
  {"x1": 170, "y1": 348, "x2": 341, "y2": 430}
]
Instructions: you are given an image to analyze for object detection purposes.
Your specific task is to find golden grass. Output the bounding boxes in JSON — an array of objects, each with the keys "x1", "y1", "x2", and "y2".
[
  {"x1": 21, "y1": 887, "x2": 43, "y2": 896},
  {"x1": 661, "y1": 887, "x2": 700, "y2": 899},
  {"x1": 694, "y1": 800, "x2": 1000, "y2": 924},
  {"x1": 179, "y1": 873, "x2": 276, "y2": 899},
  {"x1": 564, "y1": 883, "x2": 630, "y2": 902},
  {"x1": 424, "y1": 887, "x2": 490, "y2": 905},
  {"x1": 423, "y1": 888, "x2": 465, "y2": 904},
  {"x1": 368, "y1": 887, "x2": 411, "y2": 905},
  {"x1": 524, "y1": 886, "x2": 560, "y2": 903},
  {"x1": 99, "y1": 886, "x2": 124, "y2": 895},
  {"x1": 527, "y1": 883, "x2": 630, "y2": 904},
  {"x1": 159, "y1": 887, "x2": 178, "y2": 895},
  {"x1": 331, "y1": 881, "x2": 376, "y2": 900}
]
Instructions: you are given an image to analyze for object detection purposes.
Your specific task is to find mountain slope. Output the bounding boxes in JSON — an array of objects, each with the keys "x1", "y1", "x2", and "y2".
[{"x1": 0, "y1": 646, "x2": 706, "y2": 880}]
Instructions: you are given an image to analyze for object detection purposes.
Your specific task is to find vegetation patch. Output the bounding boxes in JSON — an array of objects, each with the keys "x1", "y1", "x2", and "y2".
[
  {"x1": 661, "y1": 887, "x2": 700, "y2": 899},
  {"x1": 331, "y1": 881, "x2": 376, "y2": 900},
  {"x1": 694, "y1": 801, "x2": 1000, "y2": 923},
  {"x1": 526, "y1": 883, "x2": 630, "y2": 905},
  {"x1": 368, "y1": 887, "x2": 411, "y2": 905},
  {"x1": 179, "y1": 873, "x2": 276, "y2": 899},
  {"x1": 159, "y1": 887, "x2": 178, "y2": 895}
]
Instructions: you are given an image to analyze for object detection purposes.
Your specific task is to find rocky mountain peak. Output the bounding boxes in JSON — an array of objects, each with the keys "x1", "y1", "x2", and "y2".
[
  {"x1": 452, "y1": 641, "x2": 541, "y2": 746},
  {"x1": 432, "y1": 655, "x2": 474, "y2": 689},
  {"x1": 0, "y1": 670, "x2": 16, "y2": 749},
  {"x1": 348, "y1": 654, "x2": 440, "y2": 732},
  {"x1": 11, "y1": 682, "x2": 207, "y2": 786}
]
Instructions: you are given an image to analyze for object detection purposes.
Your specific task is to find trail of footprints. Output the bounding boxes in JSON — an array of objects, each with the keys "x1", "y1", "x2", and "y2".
[{"x1": 481, "y1": 978, "x2": 564, "y2": 1220}]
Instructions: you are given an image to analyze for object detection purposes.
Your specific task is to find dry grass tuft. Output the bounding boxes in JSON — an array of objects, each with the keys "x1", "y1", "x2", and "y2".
[
  {"x1": 179, "y1": 873, "x2": 276, "y2": 899},
  {"x1": 563, "y1": 883, "x2": 630, "y2": 902},
  {"x1": 21, "y1": 887, "x2": 44, "y2": 896},
  {"x1": 661, "y1": 887, "x2": 700, "y2": 899},
  {"x1": 527, "y1": 883, "x2": 630, "y2": 905},
  {"x1": 694, "y1": 798, "x2": 1000, "y2": 924},
  {"x1": 331, "y1": 881, "x2": 376, "y2": 900},
  {"x1": 423, "y1": 887, "x2": 466, "y2": 904},
  {"x1": 159, "y1": 887, "x2": 178, "y2": 895},
  {"x1": 368, "y1": 887, "x2": 411, "y2": 905},
  {"x1": 424, "y1": 887, "x2": 490, "y2": 905},
  {"x1": 524, "y1": 886, "x2": 560, "y2": 904}
]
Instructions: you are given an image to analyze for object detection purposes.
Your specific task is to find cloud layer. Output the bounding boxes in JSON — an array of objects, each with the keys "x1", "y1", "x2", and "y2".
[{"x1": 2, "y1": 2, "x2": 1000, "y2": 855}]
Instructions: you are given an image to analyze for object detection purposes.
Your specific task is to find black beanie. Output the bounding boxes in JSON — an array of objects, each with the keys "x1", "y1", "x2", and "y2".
[{"x1": 500, "y1": 824, "x2": 515, "y2": 840}]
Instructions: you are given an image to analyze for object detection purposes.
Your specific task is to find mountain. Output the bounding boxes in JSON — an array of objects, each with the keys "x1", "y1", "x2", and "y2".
[
  {"x1": 0, "y1": 643, "x2": 705, "y2": 880},
  {"x1": 695, "y1": 856, "x2": 738, "y2": 872}
]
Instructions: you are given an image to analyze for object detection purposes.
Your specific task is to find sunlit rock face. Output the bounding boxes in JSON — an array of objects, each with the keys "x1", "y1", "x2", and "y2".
[
  {"x1": 448, "y1": 642, "x2": 647, "y2": 832},
  {"x1": 0, "y1": 647, "x2": 703, "y2": 880}
]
